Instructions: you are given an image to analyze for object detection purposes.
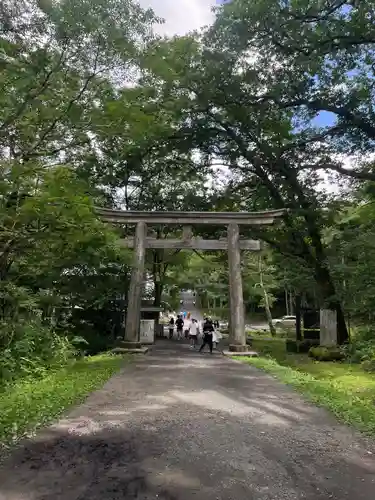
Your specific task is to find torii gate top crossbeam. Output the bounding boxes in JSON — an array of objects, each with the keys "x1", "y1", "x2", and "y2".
[{"x1": 97, "y1": 208, "x2": 285, "y2": 225}]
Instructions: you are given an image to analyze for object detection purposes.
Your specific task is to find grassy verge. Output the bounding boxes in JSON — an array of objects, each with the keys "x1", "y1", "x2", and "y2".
[
  {"x1": 235, "y1": 339, "x2": 375, "y2": 435},
  {"x1": 0, "y1": 354, "x2": 126, "y2": 450}
]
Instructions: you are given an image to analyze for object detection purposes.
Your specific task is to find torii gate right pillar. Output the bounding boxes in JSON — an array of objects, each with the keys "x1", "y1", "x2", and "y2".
[{"x1": 227, "y1": 222, "x2": 247, "y2": 352}]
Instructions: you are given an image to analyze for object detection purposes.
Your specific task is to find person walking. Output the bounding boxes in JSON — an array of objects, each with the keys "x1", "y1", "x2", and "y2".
[
  {"x1": 184, "y1": 317, "x2": 191, "y2": 339},
  {"x1": 175, "y1": 315, "x2": 184, "y2": 340},
  {"x1": 212, "y1": 326, "x2": 222, "y2": 350},
  {"x1": 189, "y1": 318, "x2": 200, "y2": 349},
  {"x1": 199, "y1": 317, "x2": 214, "y2": 354},
  {"x1": 168, "y1": 317, "x2": 175, "y2": 339}
]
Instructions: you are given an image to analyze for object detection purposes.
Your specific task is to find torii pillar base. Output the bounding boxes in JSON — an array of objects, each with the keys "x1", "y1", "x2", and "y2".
[
  {"x1": 228, "y1": 344, "x2": 248, "y2": 353},
  {"x1": 112, "y1": 341, "x2": 148, "y2": 355},
  {"x1": 223, "y1": 350, "x2": 259, "y2": 358}
]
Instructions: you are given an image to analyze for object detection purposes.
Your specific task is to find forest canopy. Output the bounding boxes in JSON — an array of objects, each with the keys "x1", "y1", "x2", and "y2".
[{"x1": 1, "y1": 0, "x2": 375, "y2": 382}]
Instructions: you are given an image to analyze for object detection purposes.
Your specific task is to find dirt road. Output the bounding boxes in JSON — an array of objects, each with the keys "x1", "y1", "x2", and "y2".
[{"x1": 1, "y1": 341, "x2": 374, "y2": 499}]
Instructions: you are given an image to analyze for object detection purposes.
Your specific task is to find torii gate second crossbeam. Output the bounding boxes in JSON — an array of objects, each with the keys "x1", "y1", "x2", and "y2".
[{"x1": 97, "y1": 209, "x2": 285, "y2": 352}]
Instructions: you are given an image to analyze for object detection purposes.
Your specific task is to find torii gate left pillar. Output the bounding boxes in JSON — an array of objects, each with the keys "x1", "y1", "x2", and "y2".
[{"x1": 122, "y1": 221, "x2": 147, "y2": 349}]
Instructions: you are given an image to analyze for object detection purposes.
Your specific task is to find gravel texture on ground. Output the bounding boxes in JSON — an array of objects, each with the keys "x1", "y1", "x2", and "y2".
[{"x1": 0, "y1": 340, "x2": 374, "y2": 500}]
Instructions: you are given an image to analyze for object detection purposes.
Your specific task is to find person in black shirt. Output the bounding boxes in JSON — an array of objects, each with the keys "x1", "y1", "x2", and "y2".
[
  {"x1": 199, "y1": 318, "x2": 214, "y2": 354},
  {"x1": 168, "y1": 317, "x2": 175, "y2": 339},
  {"x1": 175, "y1": 315, "x2": 184, "y2": 340}
]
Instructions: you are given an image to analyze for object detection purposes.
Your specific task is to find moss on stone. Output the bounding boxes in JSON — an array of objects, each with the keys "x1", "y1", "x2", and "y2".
[{"x1": 308, "y1": 346, "x2": 345, "y2": 361}]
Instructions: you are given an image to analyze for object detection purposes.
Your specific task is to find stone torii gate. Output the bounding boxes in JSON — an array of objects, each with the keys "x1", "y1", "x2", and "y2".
[{"x1": 97, "y1": 209, "x2": 284, "y2": 352}]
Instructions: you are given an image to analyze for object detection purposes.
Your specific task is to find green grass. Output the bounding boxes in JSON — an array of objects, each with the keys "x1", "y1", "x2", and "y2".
[
  {"x1": 246, "y1": 329, "x2": 289, "y2": 339},
  {"x1": 235, "y1": 339, "x2": 375, "y2": 435},
  {"x1": 0, "y1": 354, "x2": 126, "y2": 450}
]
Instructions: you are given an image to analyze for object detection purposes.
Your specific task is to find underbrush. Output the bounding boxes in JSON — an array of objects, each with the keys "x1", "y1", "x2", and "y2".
[
  {"x1": 0, "y1": 319, "x2": 77, "y2": 387},
  {"x1": 345, "y1": 326, "x2": 375, "y2": 371},
  {"x1": 250, "y1": 324, "x2": 375, "y2": 371}
]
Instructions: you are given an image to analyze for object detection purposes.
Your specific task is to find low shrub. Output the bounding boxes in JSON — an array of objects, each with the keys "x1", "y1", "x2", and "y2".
[
  {"x1": 0, "y1": 319, "x2": 75, "y2": 386},
  {"x1": 286, "y1": 339, "x2": 319, "y2": 353},
  {"x1": 343, "y1": 339, "x2": 375, "y2": 364},
  {"x1": 254, "y1": 341, "x2": 276, "y2": 356},
  {"x1": 352, "y1": 325, "x2": 375, "y2": 342},
  {"x1": 70, "y1": 336, "x2": 89, "y2": 357},
  {"x1": 275, "y1": 325, "x2": 294, "y2": 338},
  {"x1": 361, "y1": 359, "x2": 375, "y2": 372},
  {"x1": 285, "y1": 339, "x2": 298, "y2": 352},
  {"x1": 308, "y1": 346, "x2": 345, "y2": 361}
]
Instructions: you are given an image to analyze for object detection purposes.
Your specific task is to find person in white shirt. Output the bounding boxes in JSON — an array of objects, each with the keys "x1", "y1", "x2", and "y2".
[{"x1": 189, "y1": 318, "x2": 200, "y2": 348}]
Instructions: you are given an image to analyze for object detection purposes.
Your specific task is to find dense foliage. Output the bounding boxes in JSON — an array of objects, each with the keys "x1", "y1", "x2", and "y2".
[
  {"x1": 2, "y1": 0, "x2": 375, "y2": 385},
  {"x1": 0, "y1": 0, "x2": 154, "y2": 383}
]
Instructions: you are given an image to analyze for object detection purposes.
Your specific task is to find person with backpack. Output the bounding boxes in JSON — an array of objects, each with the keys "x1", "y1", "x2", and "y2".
[
  {"x1": 175, "y1": 315, "x2": 184, "y2": 340},
  {"x1": 199, "y1": 317, "x2": 215, "y2": 354}
]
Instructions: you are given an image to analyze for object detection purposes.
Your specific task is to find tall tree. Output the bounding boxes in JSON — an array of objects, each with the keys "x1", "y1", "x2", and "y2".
[
  {"x1": 0, "y1": 0, "x2": 159, "y2": 163},
  {"x1": 139, "y1": 3, "x2": 375, "y2": 343}
]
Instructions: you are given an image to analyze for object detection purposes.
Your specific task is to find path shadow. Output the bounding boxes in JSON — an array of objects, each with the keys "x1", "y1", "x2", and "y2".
[
  {"x1": 1, "y1": 340, "x2": 375, "y2": 500},
  {"x1": 0, "y1": 427, "x2": 182, "y2": 500}
]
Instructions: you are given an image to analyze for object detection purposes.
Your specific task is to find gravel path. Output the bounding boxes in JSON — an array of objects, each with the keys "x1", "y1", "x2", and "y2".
[{"x1": 1, "y1": 340, "x2": 375, "y2": 500}]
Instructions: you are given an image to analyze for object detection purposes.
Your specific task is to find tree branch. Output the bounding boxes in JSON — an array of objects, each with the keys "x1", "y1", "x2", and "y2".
[
  {"x1": 278, "y1": 98, "x2": 375, "y2": 139},
  {"x1": 283, "y1": 1, "x2": 348, "y2": 23},
  {"x1": 299, "y1": 162, "x2": 375, "y2": 181}
]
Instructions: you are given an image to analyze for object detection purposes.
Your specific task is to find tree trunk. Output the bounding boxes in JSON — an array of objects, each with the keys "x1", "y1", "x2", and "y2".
[
  {"x1": 153, "y1": 281, "x2": 163, "y2": 308},
  {"x1": 153, "y1": 280, "x2": 163, "y2": 337},
  {"x1": 220, "y1": 123, "x2": 349, "y2": 343},
  {"x1": 269, "y1": 158, "x2": 349, "y2": 344},
  {"x1": 258, "y1": 255, "x2": 276, "y2": 336},
  {"x1": 152, "y1": 246, "x2": 165, "y2": 335},
  {"x1": 313, "y1": 258, "x2": 349, "y2": 344},
  {"x1": 263, "y1": 289, "x2": 276, "y2": 336},
  {"x1": 295, "y1": 294, "x2": 302, "y2": 341},
  {"x1": 293, "y1": 208, "x2": 349, "y2": 344},
  {"x1": 284, "y1": 174, "x2": 349, "y2": 344},
  {"x1": 285, "y1": 288, "x2": 289, "y2": 315}
]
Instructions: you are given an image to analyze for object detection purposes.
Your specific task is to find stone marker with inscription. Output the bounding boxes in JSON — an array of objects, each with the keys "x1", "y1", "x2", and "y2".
[
  {"x1": 320, "y1": 309, "x2": 338, "y2": 346},
  {"x1": 140, "y1": 319, "x2": 155, "y2": 345}
]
